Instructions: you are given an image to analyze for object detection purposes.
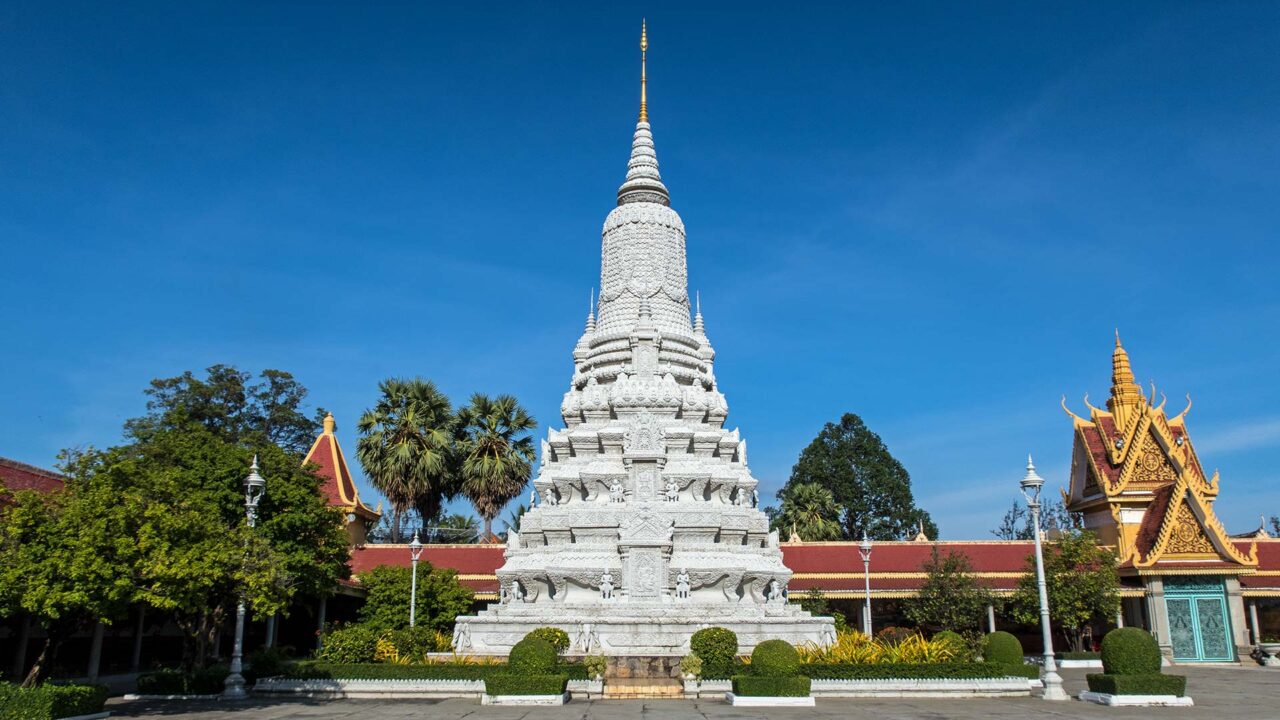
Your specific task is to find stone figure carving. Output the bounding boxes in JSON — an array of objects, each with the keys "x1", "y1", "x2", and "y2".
[
  {"x1": 530, "y1": 488, "x2": 539, "y2": 508},
  {"x1": 499, "y1": 586, "x2": 509, "y2": 605},
  {"x1": 751, "y1": 488, "x2": 759, "y2": 508},
  {"x1": 547, "y1": 487, "x2": 560, "y2": 506},
  {"x1": 512, "y1": 581, "x2": 525, "y2": 603},
  {"x1": 600, "y1": 570, "x2": 614, "y2": 600},
  {"x1": 452, "y1": 621, "x2": 472, "y2": 651},
  {"x1": 675, "y1": 568, "x2": 691, "y2": 600},
  {"x1": 766, "y1": 579, "x2": 785, "y2": 603},
  {"x1": 573, "y1": 622, "x2": 599, "y2": 653},
  {"x1": 624, "y1": 411, "x2": 665, "y2": 455},
  {"x1": 767, "y1": 529, "x2": 780, "y2": 548},
  {"x1": 507, "y1": 530, "x2": 519, "y2": 550},
  {"x1": 664, "y1": 478, "x2": 679, "y2": 502},
  {"x1": 540, "y1": 440, "x2": 550, "y2": 468},
  {"x1": 667, "y1": 520, "x2": 675, "y2": 542},
  {"x1": 610, "y1": 478, "x2": 625, "y2": 503}
]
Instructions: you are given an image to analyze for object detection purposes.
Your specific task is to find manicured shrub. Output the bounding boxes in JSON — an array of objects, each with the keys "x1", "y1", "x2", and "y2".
[
  {"x1": 136, "y1": 666, "x2": 228, "y2": 695},
  {"x1": 0, "y1": 682, "x2": 109, "y2": 719},
  {"x1": 999, "y1": 663, "x2": 1041, "y2": 679},
  {"x1": 509, "y1": 637, "x2": 558, "y2": 674},
  {"x1": 283, "y1": 661, "x2": 588, "y2": 681},
  {"x1": 679, "y1": 654, "x2": 703, "y2": 678},
  {"x1": 316, "y1": 624, "x2": 380, "y2": 663},
  {"x1": 385, "y1": 627, "x2": 443, "y2": 661},
  {"x1": 248, "y1": 647, "x2": 291, "y2": 680},
  {"x1": 690, "y1": 627, "x2": 738, "y2": 679},
  {"x1": 1086, "y1": 673, "x2": 1186, "y2": 696},
  {"x1": 1100, "y1": 628, "x2": 1161, "y2": 675},
  {"x1": 799, "y1": 662, "x2": 1010, "y2": 680},
  {"x1": 874, "y1": 626, "x2": 914, "y2": 644},
  {"x1": 484, "y1": 674, "x2": 568, "y2": 696},
  {"x1": 583, "y1": 654, "x2": 607, "y2": 679},
  {"x1": 525, "y1": 627, "x2": 571, "y2": 654},
  {"x1": 751, "y1": 640, "x2": 800, "y2": 678},
  {"x1": 731, "y1": 675, "x2": 812, "y2": 697},
  {"x1": 981, "y1": 631, "x2": 1023, "y2": 665}
]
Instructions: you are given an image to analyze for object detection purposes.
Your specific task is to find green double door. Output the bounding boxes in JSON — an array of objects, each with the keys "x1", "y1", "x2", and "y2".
[{"x1": 1164, "y1": 577, "x2": 1233, "y2": 662}]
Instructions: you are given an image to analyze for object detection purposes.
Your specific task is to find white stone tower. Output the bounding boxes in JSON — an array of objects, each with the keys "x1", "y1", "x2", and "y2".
[{"x1": 453, "y1": 24, "x2": 834, "y2": 657}]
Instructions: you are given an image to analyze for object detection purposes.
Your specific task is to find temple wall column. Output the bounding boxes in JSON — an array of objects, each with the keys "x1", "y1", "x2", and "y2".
[
  {"x1": 1224, "y1": 577, "x2": 1250, "y2": 659},
  {"x1": 1248, "y1": 600, "x2": 1261, "y2": 645},
  {"x1": 1145, "y1": 577, "x2": 1174, "y2": 659}
]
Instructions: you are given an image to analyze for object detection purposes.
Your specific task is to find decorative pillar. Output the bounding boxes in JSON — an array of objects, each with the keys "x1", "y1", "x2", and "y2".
[
  {"x1": 1248, "y1": 600, "x2": 1261, "y2": 645},
  {"x1": 1146, "y1": 577, "x2": 1174, "y2": 659},
  {"x1": 986, "y1": 604, "x2": 996, "y2": 633},
  {"x1": 316, "y1": 597, "x2": 327, "y2": 650},
  {"x1": 1223, "y1": 577, "x2": 1250, "y2": 660},
  {"x1": 1115, "y1": 609, "x2": 1124, "y2": 628},
  {"x1": 265, "y1": 615, "x2": 276, "y2": 649},
  {"x1": 10, "y1": 615, "x2": 31, "y2": 680},
  {"x1": 130, "y1": 606, "x2": 146, "y2": 673},
  {"x1": 87, "y1": 621, "x2": 105, "y2": 683}
]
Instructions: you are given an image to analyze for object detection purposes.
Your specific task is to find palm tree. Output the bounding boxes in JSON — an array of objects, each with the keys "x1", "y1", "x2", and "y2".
[
  {"x1": 775, "y1": 482, "x2": 843, "y2": 541},
  {"x1": 428, "y1": 513, "x2": 481, "y2": 544},
  {"x1": 355, "y1": 378, "x2": 457, "y2": 542},
  {"x1": 456, "y1": 394, "x2": 537, "y2": 542}
]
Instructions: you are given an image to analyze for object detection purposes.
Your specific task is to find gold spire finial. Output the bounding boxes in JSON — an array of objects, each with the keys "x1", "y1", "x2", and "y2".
[
  {"x1": 639, "y1": 19, "x2": 648, "y2": 123},
  {"x1": 323, "y1": 412, "x2": 335, "y2": 435},
  {"x1": 1108, "y1": 330, "x2": 1145, "y2": 418}
]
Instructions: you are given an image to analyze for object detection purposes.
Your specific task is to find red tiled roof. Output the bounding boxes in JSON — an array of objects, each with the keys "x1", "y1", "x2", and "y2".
[
  {"x1": 0, "y1": 457, "x2": 65, "y2": 497},
  {"x1": 1081, "y1": 419, "x2": 1121, "y2": 488},
  {"x1": 1132, "y1": 485, "x2": 1175, "y2": 562},
  {"x1": 344, "y1": 538, "x2": 1280, "y2": 595},
  {"x1": 302, "y1": 421, "x2": 378, "y2": 520}
]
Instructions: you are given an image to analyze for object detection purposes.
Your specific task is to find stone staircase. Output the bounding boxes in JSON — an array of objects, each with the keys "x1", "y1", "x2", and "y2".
[{"x1": 603, "y1": 678, "x2": 684, "y2": 699}]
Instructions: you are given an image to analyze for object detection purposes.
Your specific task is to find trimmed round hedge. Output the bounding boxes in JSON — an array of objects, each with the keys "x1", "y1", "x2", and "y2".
[
  {"x1": 509, "y1": 637, "x2": 557, "y2": 674},
  {"x1": 690, "y1": 627, "x2": 739, "y2": 679},
  {"x1": 525, "y1": 627, "x2": 570, "y2": 653},
  {"x1": 981, "y1": 631, "x2": 1023, "y2": 665},
  {"x1": 1100, "y1": 628, "x2": 1161, "y2": 675},
  {"x1": 751, "y1": 640, "x2": 800, "y2": 678}
]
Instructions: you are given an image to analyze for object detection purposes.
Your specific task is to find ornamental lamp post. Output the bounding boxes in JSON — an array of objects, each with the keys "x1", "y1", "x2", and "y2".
[
  {"x1": 1020, "y1": 455, "x2": 1068, "y2": 701},
  {"x1": 224, "y1": 455, "x2": 267, "y2": 700},
  {"x1": 409, "y1": 530, "x2": 424, "y2": 628},
  {"x1": 858, "y1": 532, "x2": 873, "y2": 636}
]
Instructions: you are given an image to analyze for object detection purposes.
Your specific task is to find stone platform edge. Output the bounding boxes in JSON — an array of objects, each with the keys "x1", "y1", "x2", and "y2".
[
  {"x1": 1079, "y1": 691, "x2": 1194, "y2": 706},
  {"x1": 726, "y1": 692, "x2": 815, "y2": 707}
]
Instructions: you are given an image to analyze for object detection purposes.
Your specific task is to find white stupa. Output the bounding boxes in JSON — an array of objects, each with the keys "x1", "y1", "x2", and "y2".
[{"x1": 453, "y1": 25, "x2": 834, "y2": 657}]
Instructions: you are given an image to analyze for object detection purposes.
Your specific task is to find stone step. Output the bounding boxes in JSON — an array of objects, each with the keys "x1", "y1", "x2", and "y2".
[{"x1": 603, "y1": 678, "x2": 684, "y2": 699}]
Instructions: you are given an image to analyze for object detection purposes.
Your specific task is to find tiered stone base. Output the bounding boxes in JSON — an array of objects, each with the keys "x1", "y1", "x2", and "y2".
[
  {"x1": 456, "y1": 602, "x2": 833, "y2": 656},
  {"x1": 604, "y1": 679, "x2": 683, "y2": 699}
]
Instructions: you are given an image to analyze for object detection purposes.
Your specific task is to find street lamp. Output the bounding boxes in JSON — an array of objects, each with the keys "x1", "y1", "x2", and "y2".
[
  {"x1": 1020, "y1": 455, "x2": 1068, "y2": 701},
  {"x1": 858, "y1": 531, "x2": 873, "y2": 636},
  {"x1": 409, "y1": 530, "x2": 424, "y2": 628},
  {"x1": 224, "y1": 455, "x2": 267, "y2": 700}
]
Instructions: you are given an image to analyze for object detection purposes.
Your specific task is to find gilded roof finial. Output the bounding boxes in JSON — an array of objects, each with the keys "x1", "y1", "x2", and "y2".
[
  {"x1": 323, "y1": 412, "x2": 336, "y2": 435},
  {"x1": 1108, "y1": 330, "x2": 1145, "y2": 420},
  {"x1": 639, "y1": 19, "x2": 648, "y2": 123}
]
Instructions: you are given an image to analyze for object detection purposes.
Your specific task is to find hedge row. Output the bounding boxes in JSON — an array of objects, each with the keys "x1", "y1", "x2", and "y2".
[
  {"x1": 1086, "y1": 673, "x2": 1186, "y2": 697},
  {"x1": 484, "y1": 674, "x2": 568, "y2": 696},
  {"x1": 0, "y1": 683, "x2": 108, "y2": 720},
  {"x1": 136, "y1": 667, "x2": 229, "y2": 695},
  {"x1": 285, "y1": 661, "x2": 588, "y2": 681},
  {"x1": 799, "y1": 662, "x2": 1017, "y2": 680},
  {"x1": 1057, "y1": 651, "x2": 1101, "y2": 661},
  {"x1": 731, "y1": 675, "x2": 812, "y2": 697},
  {"x1": 998, "y1": 664, "x2": 1041, "y2": 680}
]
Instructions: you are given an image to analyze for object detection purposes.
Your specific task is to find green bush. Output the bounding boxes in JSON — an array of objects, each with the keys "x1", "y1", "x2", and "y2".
[
  {"x1": 690, "y1": 627, "x2": 738, "y2": 679},
  {"x1": 384, "y1": 627, "x2": 443, "y2": 661},
  {"x1": 751, "y1": 640, "x2": 800, "y2": 678},
  {"x1": 583, "y1": 654, "x2": 607, "y2": 679},
  {"x1": 284, "y1": 661, "x2": 589, "y2": 681},
  {"x1": 509, "y1": 637, "x2": 558, "y2": 674},
  {"x1": 1100, "y1": 628, "x2": 1162, "y2": 675},
  {"x1": 524, "y1": 627, "x2": 571, "y2": 653},
  {"x1": 1086, "y1": 673, "x2": 1186, "y2": 696},
  {"x1": 0, "y1": 682, "x2": 109, "y2": 719},
  {"x1": 136, "y1": 666, "x2": 228, "y2": 695},
  {"x1": 484, "y1": 674, "x2": 568, "y2": 696},
  {"x1": 357, "y1": 564, "x2": 474, "y2": 633},
  {"x1": 732, "y1": 675, "x2": 812, "y2": 697},
  {"x1": 799, "y1": 662, "x2": 1010, "y2": 680},
  {"x1": 999, "y1": 663, "x2": 1041, "y2": 679},
  {"x1": 317, "y1": 624, "x2": 380, "y2": 663},
  {"x1": 248, "y1": 646, "x2": 291, "y2": 679},
  {"x1": 981, "y1": 631, "x2": 1023, "y2": 665}
]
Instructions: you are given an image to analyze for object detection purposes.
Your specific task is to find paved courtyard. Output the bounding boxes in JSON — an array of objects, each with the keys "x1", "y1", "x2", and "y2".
[{"x1": 105, "y1": 667, "x2": 1277, "y2": 719}]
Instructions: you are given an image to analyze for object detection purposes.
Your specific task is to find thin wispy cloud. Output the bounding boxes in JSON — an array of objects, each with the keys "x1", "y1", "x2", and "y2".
[{"x1": 1195, "y1": 417, "x2": 1280, "y2": 455}]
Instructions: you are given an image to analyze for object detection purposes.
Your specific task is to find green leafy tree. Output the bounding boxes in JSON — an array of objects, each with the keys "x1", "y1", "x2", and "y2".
[
  {"x1": 772, "y1": 482, "x2": 842, "y2": 541},
  {"x1": 0, "y1": 453, "x2": 137, "y2": 686},
  {"x1": 795, "y1": 587, "x2": 848, "y2": 631},
  {"x1": 126, "y1": 365, "x2": 325, "y2": 454},
  {"x1": 904, "y1": 547, "x2": 994, "y2": 636},
  {"x1": 456, "y1": 394, "x2": 537, "y2": 541},
  {"x1": 356, "y1": 564, "x2": 474, "y2": 633},
  {"x1": 991, "y1": 495, "x2": 1081, "y2": 540},
  {"x1": 357, "y1": 379, "x2": 457, "y2": 541},
  {"x1": 428, "y1": 513, "x2": 481, "y2": 544},
  {"x1": 1271, "y1": 515, "x2": 1279, "y2": 537},
  {"x1": 782, "y1": 413, "x2": 937, "y2": 540},
  {"x1": 501, "y1": 502, "x2": 528, "y2": 540},
  {"x1": 1010, "y1": 530, "x2": 1119, "y2": 652}
]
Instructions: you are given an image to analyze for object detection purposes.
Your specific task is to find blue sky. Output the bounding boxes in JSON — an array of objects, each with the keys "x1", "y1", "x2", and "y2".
[{"x1": 2, "y1": 2, "x2": 1278, "y2": 539}]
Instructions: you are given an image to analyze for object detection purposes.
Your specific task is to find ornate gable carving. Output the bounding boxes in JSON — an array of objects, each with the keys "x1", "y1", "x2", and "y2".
[{"x1": 1165, "y1": 504, "x2": 1215, "y2": 555}]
